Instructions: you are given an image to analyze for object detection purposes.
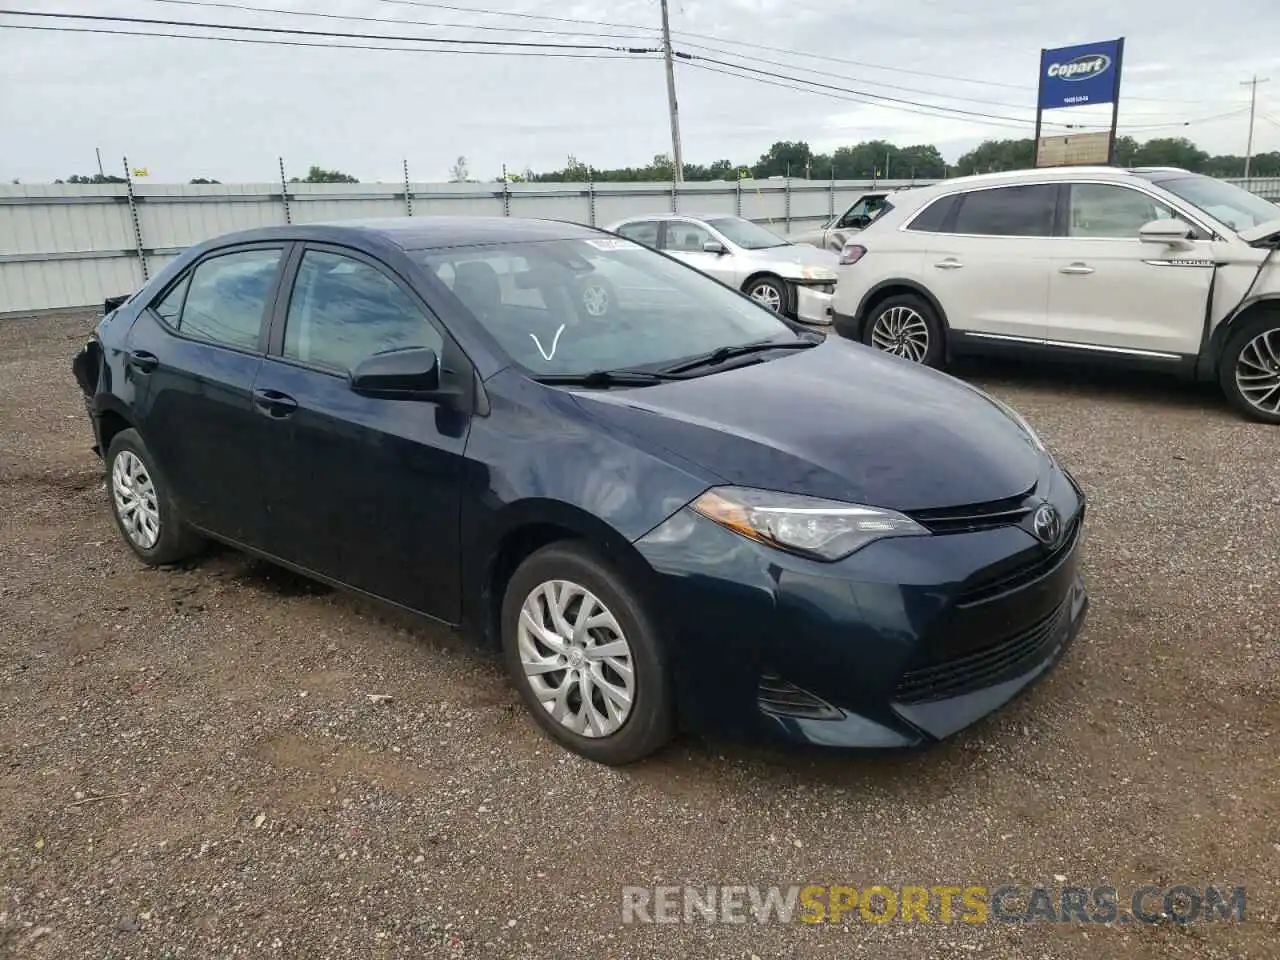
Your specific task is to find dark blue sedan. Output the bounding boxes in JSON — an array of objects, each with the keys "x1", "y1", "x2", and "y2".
[{"x1": 71, "y1": 217, "x2": 1088, "y2": 764}]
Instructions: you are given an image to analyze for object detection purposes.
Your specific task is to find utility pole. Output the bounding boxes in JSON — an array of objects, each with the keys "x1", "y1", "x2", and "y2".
[
  {"x1": 659, "y1": 0, "x2": 684, "y2": 183},
  {"x1": 1242, "y1": 75, "x2": 1271, "y2": 178},
  {"x1": 95, "y1": 147, "x2": 104, "y2": 178}
]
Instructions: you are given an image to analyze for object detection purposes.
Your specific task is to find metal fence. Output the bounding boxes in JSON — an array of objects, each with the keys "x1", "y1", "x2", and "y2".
[{"x1": 2, "y1": 175, "x2": 1278, "y2": 316}]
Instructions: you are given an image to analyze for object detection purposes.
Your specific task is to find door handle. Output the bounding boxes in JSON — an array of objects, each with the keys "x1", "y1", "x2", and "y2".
[
  {"x1": 934, "y1": 259, "x2": 964, "y2": 270},
  {"x1": 252, "y1": 388, "x2": 297, "y2": 418},
  {"x1": 1059, "y1": 263, "x2": 1095, "y2": 275},
  {"x1": 126, "y1": 350, "x2": 159, "y2": 374}
]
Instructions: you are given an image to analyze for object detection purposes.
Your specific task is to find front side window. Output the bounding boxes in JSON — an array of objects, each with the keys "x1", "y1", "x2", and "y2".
[
  {"x1": 177, "y1": 248, "x2": 283, "y2": 351},
  {"x1": 151, "y1": 274, "x2": 190, "y2": 327},
  {"x1": 414, "y1": 236, "x2": 797, "y2": 376},
  {"x1": 614, "y1": 221, "x2": 660, "y2": 247},
  {"x1": 705, "y1": 216, "x2": 788, "y2": 250},
  {"x1": 952, "y1": 185, "x2": 1057, "y2": 237},
  {"x1": 1068, "y1": 184, "x2": 1175, "y2": 238},
  {"x1": 661, "y1": 222, "x2": 716, "y2": 253},
  {"x1": 283, "y1": 250, "x2": 443, "y2": 374}
]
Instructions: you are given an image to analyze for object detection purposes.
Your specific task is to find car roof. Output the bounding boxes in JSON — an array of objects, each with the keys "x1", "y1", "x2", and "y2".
[
  {"x1": 921, "y1": 166, "x2": 1189, "y2": 191},
  {"x1": 193, "y1": 216, "x2": 604, "y2": 252}
]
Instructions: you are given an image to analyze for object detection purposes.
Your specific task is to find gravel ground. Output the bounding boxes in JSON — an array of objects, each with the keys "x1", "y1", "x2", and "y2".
[{"x1": 1, "y1": 311, "x2": 1277, "y2": 959}]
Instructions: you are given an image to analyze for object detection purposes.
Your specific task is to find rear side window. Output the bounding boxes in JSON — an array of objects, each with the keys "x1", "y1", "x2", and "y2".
[
  {"x1": 615, "y1": 221, "x2": 660, "y2": 247},
  {"x1": 952, "y1": 185, "x2": 1057, "y2": 237},
  {"x1": 906, "y1": 195, "x2": 957, "y2": 233},
  {"x1": 175, "y1": 249, "x2": 283, "y2": 351}
]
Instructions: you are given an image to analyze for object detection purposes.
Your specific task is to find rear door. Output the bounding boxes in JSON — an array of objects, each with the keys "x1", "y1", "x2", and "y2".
[
  {"x1": 253, "y1": 244, "x2": 470, "y2": 621},
  {"x1": 126, "y1": 244, "x2": 287, "y2": 546},
  {"x1": 922, "y1": 183, "x2": 1057, "y2": 343},
  {"x1": 1042, "y1": 182, "x2": 1214, "y2": 357}
]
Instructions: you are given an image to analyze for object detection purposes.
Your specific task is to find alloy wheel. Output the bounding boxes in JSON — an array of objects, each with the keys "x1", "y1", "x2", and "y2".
[
  {"x1": 871, "y1": 305, "x2": 930, "y2": 362},
  {"x1": 517, "y1": 580, "x2": 635, "y2": 738},
  {"x1": 749, "y1": 282, "x2": 783, "y2": 312},
  {"x1": 581, "y1": 283, "x2": 610, "y2": 317},
  {"x1": 111, "y1": 450, "x2": 161, "y2": 550},
  {"x1": 1235, "y1": 328, "x2": 1280, "y2": 415}
]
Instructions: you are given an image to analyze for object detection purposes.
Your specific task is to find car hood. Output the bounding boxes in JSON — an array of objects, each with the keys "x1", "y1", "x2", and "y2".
[
  {"x1": 742, "y1": 243, "x2": 839, "y2": 277},
  {"x1": 569, "y1": 338, "x2": 1044, "y2": 512},
  {"x1": 1237, "y1": 216, "x2": 1280, "y2": 245}
]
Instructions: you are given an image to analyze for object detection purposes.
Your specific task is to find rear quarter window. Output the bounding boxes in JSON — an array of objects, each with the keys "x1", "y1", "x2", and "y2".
[{"x1": 905, "y1": 195, "x2": 957, "y2": 233}]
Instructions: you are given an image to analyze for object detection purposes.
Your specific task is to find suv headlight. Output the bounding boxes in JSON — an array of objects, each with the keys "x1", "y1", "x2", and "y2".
[{"x1": 691, "y1": 486, "x2": 928, "y2": 561}]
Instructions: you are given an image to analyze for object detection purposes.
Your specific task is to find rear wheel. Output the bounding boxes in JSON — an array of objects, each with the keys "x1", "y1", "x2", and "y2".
[
  {"x1": 1219, "y1": 312, "x2": 1280, "y2": 424},
  {"x1": 862, "y1": 293, "x2": 945, "y2": 367},
  {"x1": 105, "y1": 428, "x2": 204, "y2": 565},
  {"x1": 501, "y1": 542, "x2": 673, "y2": 765}
]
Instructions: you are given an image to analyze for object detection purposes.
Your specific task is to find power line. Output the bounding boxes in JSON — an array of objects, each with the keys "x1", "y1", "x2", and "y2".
[
  {"x1": 0, "y1": 8, "x2": 659, "y2": 52},
  {"x1": 139, "y1": 0, "x2": 656, "y2": 44},
  {"x1": 0, "y1": 22, "x2": 660, "y2": 58}
]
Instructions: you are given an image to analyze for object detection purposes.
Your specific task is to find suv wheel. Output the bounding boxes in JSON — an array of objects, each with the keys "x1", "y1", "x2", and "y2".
[
  {"x1": 1219, "y1": 313, "x2": 1280, "y2": 424},
  {"x1": 106, "y1": 428, "x2": 204, "y2": 565},
  {"x1": 501, "y1": 542, "x2": 674, "y2": 765},
  {"x1": 863, "y1": 293, "x2": 945, "y2": 367}
]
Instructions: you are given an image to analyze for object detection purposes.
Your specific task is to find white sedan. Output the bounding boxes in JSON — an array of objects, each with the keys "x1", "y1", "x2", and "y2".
[{"x1": 603, "y1": 214, "x2": 839, "y2": 324}]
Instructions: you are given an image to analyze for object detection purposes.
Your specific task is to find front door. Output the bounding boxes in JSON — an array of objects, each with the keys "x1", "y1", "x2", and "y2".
[
  {"x1": 924, "y1": 183, "x2": 1057, "y2": 343},
  {"x1": 126, "y1": 245, "x2": 286, "y2": 547},
  {"x1": 1043, "y1": 183, "x2": 1215, "y2": 357},
  {"x1": 253, "y1": 246, "x2": 469, "y2": 622}
]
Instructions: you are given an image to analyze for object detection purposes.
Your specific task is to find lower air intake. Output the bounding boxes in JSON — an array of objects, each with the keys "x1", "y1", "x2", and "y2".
[{"x1": 758, "y1": 673, "x2": 843, "y2": 721}]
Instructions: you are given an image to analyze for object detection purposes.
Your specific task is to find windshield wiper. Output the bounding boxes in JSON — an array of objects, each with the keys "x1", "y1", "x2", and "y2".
[
  {"x1": 532, "y1": 369, "x2": 684, "y2": 388},
  {"x1": 657, "y1": 337, "x2": 817, "y2": 375}
]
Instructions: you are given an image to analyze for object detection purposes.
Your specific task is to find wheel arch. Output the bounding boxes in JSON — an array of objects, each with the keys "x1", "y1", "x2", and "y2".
[
  {"x1": 741, "y1": 271, "x2": 795, "y2": 316},
  {"x1": 473, "y1": 500, "x2": 661, "y2": 650},
  {"x1": 93, "y1": 396, "x2": 139, "y2": 456},
  {"x1": 1200, "y1": 295, "x2": 1280, "y2": 379}
]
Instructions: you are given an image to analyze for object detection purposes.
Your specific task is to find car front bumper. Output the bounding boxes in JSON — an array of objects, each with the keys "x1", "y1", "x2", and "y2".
[
  {"x1": 634, "y1": 465, "x2": 1087, "y2": 749},
  {"x1": 793, "y1": 283, "x2": 835, "y2": 325}
]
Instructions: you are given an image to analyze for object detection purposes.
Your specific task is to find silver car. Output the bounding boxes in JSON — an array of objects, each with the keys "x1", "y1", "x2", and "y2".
[
  {"x1": 603, "y1": 214, "x2": 839, "y2": 325},
  {"x1": 787, "y1": 191, "x2": 895, "y2": 252}
]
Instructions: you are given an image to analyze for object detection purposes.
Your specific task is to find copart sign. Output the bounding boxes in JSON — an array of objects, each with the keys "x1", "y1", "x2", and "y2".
[{"x1": 1038, "y1": 39, "x2": 1123, "y2": 110}]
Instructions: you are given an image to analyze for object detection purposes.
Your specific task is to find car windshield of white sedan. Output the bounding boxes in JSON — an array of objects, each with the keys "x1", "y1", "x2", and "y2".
[
  {"x1": 705, "y1": 217, "x2": 791, "y2": 250},
  {"x1": 414, "y1": 237, "x2": 798, "y2": 376},
  {"x1": 1154, "y1": 176, "x2": 1280, "y2": 231}
]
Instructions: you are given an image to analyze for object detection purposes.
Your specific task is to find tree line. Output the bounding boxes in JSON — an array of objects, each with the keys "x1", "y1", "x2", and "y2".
[{"x1": 43, "y1": 137, "x2": 1280, "y2": 187}]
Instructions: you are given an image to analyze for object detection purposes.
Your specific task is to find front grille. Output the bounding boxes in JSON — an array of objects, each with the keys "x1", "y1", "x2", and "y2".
[
  {"x1": 908, "y1": 487, "x2": 1036, "y2": 534},
  {"x1": 758, "y1": 673, "x2": 843, "y2": 721},
  {"x1": 957, "y1": 511, "x2": 1083, "y2": 606},
  {"x1": 894, "y1": 598, "x2": 1069, "y2": 703}
]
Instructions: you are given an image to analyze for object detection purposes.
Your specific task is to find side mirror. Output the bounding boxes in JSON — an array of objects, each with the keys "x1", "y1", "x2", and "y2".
[
  {"x1": 1139, "y1": 218, "x2": 1193, "y2": 245},
  {"x1": 350, "y1": 347, "x2": 440, "y2": 399},
  {"x1": 702, "y1": 240, "x2": 727, "y2": 255}
]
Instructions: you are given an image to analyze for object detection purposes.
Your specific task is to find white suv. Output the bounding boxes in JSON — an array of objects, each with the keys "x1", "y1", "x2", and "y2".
[{"x1": 829, "y1": 166, "x2": 1280, "y2": 423}]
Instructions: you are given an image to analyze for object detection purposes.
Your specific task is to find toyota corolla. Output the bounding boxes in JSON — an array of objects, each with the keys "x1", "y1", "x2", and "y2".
[{"x1": 71, "y1": 217, "x2": 1088, "y2": 765}]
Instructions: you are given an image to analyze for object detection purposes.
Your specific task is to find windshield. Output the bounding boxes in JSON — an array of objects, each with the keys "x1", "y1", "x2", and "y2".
[
  {"x1": 414, "y1": 236, "x2": 797, "y2": 377},
  {"x1": 1147, "y1": 174, "x2": 1280, "y2": 232},
  {"x1": 705, "y1": 217, "x2": 790, "y2": 250}
]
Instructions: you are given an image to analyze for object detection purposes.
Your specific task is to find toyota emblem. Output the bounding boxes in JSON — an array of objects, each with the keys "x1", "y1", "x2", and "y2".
[{"x1": 1032, "y1": 503, "x2": 1062, "y2": 546}]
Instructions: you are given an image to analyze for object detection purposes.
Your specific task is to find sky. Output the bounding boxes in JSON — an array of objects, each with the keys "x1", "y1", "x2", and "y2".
[{"x1": 2, "y1": 0, "x2": 1280, "y2": 183}]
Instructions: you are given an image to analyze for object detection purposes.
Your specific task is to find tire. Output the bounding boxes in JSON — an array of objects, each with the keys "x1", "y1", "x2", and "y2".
[
  {"x1": 744, "y1": 275, "x2": 787, "y2": 315},
  {"x1": 105, "y1": 428, "x2": 204, "y2": 565},
  {"x1": 1218, "y1": 312, "x2": 1280, "y2": 424},
  {"x1": 861, "y1": 293, "x2": 945, "y2": 367},
  {"x1": 576, "y1": 275, "x2": 617, "y2": 320},
  {"x1": 500, "y1": 542, "x2": 674, "y2": 765}
]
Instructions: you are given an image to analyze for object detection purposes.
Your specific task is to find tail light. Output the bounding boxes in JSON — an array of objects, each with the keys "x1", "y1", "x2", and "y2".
[{"x1": 839, "y1": 243, "x2": 867, "y2": 266}]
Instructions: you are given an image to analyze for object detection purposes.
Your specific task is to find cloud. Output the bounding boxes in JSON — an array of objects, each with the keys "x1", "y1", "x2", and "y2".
[{"x1": 1, "y1": 0, "x2": 1277, "y2": 182}]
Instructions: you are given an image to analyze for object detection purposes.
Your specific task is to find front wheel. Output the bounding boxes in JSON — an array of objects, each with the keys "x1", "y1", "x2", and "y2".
[
  {"x1": 862, "y1": 293, "x2": 945, "y2": 367},
  {"x1": 501, "y1": 542, "x2": 674, "y2": 765},
  {"x1": 1219, "y1": 313, "x2": 1280, "y2": 424},
  {"x1": 745, "y1": 275, "x2": 787, "y2": 315}
]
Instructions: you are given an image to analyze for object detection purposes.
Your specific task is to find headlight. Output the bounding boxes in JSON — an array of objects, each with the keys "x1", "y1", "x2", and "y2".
[
  {"x1": 989, "y1": 397, "x2": 1047, "y2": 454},
  {"x1": 691, "y1": 486, "x2": 929, "y2": 561},
  {"x1": 799, "y1": 265, "x2": 838, "y2": 281}
]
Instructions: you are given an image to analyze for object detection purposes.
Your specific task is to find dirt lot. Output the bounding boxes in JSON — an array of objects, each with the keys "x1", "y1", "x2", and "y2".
[{"x1": 1, "y1": 311, "x2": 1277, "y2": 959}]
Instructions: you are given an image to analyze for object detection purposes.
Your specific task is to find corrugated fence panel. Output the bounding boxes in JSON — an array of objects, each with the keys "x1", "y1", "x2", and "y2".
[{"x1": 4, "y1": 178, "x2": 1277, "y2": 315}]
